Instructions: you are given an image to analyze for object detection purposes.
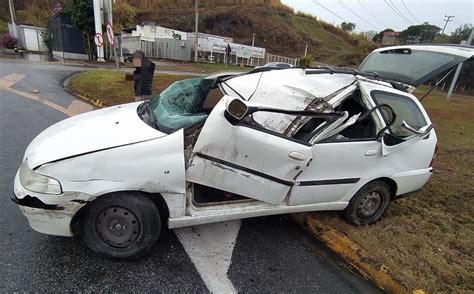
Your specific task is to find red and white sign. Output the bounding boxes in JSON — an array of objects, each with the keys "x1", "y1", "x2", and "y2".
[
  {"x1": 106, "y1": 22, "x2": 115, "y2": 46},
  {"x1": 94, "y1": 33, "x2": 104, "y2": 48}
]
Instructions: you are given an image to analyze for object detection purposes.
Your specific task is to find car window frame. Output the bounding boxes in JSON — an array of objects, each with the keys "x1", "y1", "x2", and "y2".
[{"x1": 370, "y1": 90, "x2": 428, "y2": 138}]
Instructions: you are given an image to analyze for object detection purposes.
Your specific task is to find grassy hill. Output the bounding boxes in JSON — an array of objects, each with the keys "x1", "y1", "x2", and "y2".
[{"x1": 1, "y1": 0, "x2": 363, "y2": 66}]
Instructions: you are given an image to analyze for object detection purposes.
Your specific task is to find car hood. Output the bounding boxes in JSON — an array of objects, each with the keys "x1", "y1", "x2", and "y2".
[
  {"x1": 24, "y1": 102, "x2": 167, "y2": 168},
  {"x1": 358, "y1": 45, "x2": 473, "y2": 87}
]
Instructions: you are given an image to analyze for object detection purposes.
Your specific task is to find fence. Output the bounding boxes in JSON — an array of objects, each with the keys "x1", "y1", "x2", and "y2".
[
  {"x1": 264, "y1": 53, "x2": 298, "y2": 67},
  {"x1": 141, "y1": 39, "x2": 192, "y2": 62}
]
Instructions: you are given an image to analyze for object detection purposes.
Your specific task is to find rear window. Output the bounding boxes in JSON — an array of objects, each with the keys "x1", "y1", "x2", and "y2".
[
  {"x1": 359, "y1": 49, "x2": 465, "y2": 86},
  {"x1": 372, "y1": 91, "x2": 427, "y2": 137}
]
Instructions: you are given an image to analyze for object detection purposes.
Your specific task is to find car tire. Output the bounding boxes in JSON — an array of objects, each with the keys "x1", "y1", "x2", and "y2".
[
  {"x1": 77, "y1": 192, "x2": 161, "y2": 259},
  {"x1": 343, "y1": 180, "x2": 391, "y2": 226}
]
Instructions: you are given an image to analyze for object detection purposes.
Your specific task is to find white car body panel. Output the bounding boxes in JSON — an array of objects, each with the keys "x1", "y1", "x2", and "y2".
[
  {"x1": 25, "y1": 103, "x2": 166, "y2": 168},
  {"x1": 187, "y1": 96, "x2": 313, "y2": 205}
]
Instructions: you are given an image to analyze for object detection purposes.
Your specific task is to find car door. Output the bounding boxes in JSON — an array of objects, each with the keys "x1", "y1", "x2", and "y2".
[{"x1": 186, "y1": 96, "x2": 314, "y2": 205}]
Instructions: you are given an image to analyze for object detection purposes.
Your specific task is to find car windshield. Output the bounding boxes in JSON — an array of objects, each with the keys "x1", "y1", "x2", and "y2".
[{"x1": 148, "y1": 78, "x2": 216, "y2": 131}]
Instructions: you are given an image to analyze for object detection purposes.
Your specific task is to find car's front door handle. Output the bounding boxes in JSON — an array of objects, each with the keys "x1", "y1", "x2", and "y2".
[
  {"x1": 365, "y1": 150, "x2": 378, "y2": 156},
  {"x1": 289, "y1": 151, "x2": 306, "y2": 161}
]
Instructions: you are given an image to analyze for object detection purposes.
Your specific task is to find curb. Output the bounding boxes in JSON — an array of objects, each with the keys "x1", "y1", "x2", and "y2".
[
  {"x1": 63, "y1": 73, "x2": 108, "y2": 109},
  {"x1": 291, "y1": 213, "x2": 423, "y2": 294},
  {"x1": 74, "y1": 92, "x2": 107, "y2": 108}
]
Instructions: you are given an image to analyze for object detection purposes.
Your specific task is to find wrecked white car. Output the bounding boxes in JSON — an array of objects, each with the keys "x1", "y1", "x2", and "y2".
[{"x1": 13, "y1": 45, "x2": 473, "y2": 258}]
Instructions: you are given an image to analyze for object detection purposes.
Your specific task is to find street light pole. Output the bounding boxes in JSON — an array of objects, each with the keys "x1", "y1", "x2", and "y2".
[{"x1": 194, "y1": 0, "x2": 199, "y2": 62}]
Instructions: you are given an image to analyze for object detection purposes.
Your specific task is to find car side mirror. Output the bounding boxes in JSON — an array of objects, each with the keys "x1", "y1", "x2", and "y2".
[{"x1": 225, "y1": 99, "x2": 249, "y2": 123}]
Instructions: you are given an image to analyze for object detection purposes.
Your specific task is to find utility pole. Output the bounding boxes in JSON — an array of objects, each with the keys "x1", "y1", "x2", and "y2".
[
  {"x1": 93, "y1": 0, "x2": 105, "y2": 61},
  {"x1": 8, "y1": 0, "x2": 18, "y2": 38},
  {"x1": 251, "y1": 33, "x2": 256, "y2": 66},
  {"x1": 304, "y1": 43, "x2": 308, "y2": 57},
  {"x1": 447, "y1": 29, "x2": 473, "y2": 98},
  {"x1": 441, "y1": 15, "x2": 455, "y2": 35},
  {"x1": 194, "y1": 0, "x2": 199, "y2": 62}
]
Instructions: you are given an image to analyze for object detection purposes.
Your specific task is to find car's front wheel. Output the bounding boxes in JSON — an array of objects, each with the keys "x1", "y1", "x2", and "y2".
[
  {"x1": 77, "y1": 192, "x2": 161, "y2": 259},
  {"x1": 343, "y1": 180, "x2": 392, "y2": 226}
]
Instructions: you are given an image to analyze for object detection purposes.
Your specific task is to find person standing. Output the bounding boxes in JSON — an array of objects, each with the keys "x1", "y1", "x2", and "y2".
[{"x1": 132, "y1": 50, "x2": 155, "y2": 101}]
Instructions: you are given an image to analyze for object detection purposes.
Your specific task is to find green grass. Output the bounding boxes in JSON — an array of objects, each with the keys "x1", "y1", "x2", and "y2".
[
  {"x1": 68, "y1": 70, "x2": 194, "y2": 106},
  {"x1": 0, "y1": 19, "x2": 7, "y2": 34}
]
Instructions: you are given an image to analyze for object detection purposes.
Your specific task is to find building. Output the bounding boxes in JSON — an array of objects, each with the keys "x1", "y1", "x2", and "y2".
[
  {"x1": 382, "y1": 31, "x2": 400, "y2": 46},
  {"x1": 8, "y1": 23, "x2": 48, "y2": 52},
  {"x1": 48, "y1": 13, "x2": 88, "y2": 60}
]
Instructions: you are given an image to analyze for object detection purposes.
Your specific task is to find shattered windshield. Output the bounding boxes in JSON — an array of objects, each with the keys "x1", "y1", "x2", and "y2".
[{"x1": 149, "y1": 78, "x2": 216, "y2": 131}]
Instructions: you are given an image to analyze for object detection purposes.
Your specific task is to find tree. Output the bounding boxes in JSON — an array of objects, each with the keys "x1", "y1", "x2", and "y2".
[
  {"x1": 449, "y1": 24, "x2": 473, "y2": 44},
  {"x1": 372, "y1": 28, "x2": 394, "y2": 43},
  {"x1": 113, "y1": 2, "x2": 137, "y2": 30},
  {"x1": 400, "y1": 22, "x2": 440, "y2": 43},
  {"x1": 65, "y1": 0, "x2": 95, "y2": 60},
  {"x1": 341, "y1": 22, "x2": 356, "y2": 32}
]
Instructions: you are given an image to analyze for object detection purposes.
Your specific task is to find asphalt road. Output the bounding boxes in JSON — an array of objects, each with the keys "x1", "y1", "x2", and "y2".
[{"x1": 0, "y1": 60, "x2": 381, "y2": 293}]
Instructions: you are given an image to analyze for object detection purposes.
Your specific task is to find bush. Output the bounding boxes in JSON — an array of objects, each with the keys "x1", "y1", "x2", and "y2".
[
  {"x1": 299, "y1": 54, "x2": 314, "y2": 68},
  {"x1": 1, "y1": 33, "x2": 18, "y2": 49}
]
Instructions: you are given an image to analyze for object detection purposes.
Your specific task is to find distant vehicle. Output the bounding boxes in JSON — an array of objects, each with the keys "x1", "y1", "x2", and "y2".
[
  {"x1": 13, "y1": 45, "x2": 473, "y2": 259},
  {"x1": 258, "y1": 62, "x2": 293, "y2": 68},
  {"x1": 122, "y1": 48, "x2": 133, "y2": 63}
]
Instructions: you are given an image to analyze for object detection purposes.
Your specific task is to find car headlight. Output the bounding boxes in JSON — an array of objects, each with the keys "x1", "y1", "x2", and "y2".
[{"x1": 19, "y1": 161, "x2": 62, "y2": 195}]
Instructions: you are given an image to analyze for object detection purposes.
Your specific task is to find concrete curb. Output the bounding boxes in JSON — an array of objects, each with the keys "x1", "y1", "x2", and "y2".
[
  {"x1": 63, "y1": 73, "x2": 108, "y2": 109},
  {"x1": 74, "y1": 92, "x2": 108, "y2": 108},
  {"x1": 291, "y1": 213, "x2": 424, "y2": 294}
]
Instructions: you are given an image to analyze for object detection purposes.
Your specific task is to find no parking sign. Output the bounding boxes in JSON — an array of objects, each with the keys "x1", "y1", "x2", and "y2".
[
  {"x1": 106, "y1": 22, "x2": 115, "y2": 46},
  {"x1": 94, "y1": 33, "x2": 104, "y2": 48}
]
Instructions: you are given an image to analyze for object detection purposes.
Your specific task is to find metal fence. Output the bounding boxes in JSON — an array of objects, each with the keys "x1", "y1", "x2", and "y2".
[
  {"x1": 264, "y1": 53, "x2": 298, "y2": 67},
  {"x1": 141, "y1": 39, "x2": 192, "y2": 62}
]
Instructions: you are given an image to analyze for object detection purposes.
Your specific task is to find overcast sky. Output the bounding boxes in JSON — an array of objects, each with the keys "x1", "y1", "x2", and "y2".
[{"x1": 281, "y1": 0, "x2": 473, "y2": 34}]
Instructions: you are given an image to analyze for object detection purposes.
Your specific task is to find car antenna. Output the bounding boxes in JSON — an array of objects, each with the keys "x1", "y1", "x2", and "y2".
[{"x1": 419, "y1": 66, "x2": 457, "y2": 102}]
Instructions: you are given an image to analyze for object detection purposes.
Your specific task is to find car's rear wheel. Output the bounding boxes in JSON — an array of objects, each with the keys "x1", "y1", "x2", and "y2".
[
  {"x1": 77, "y1": 192, "x2": 161, "y2": 259},
  {"x1": 343, "y1": 181, "x2": 391, "y2": 226}
]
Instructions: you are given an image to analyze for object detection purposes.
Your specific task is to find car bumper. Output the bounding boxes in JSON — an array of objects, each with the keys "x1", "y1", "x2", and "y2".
[{"x1": 13, "y1": 172, "x2": 86, "y2": 237}]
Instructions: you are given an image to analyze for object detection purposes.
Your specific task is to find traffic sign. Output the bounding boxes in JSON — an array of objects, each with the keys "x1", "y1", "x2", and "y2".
[
  {"x1": 94, "y1": 33, "x2": 104, "y2": 48},
  {"x1": 106, "y1": 22, "x2": 115, "y2": 46}
]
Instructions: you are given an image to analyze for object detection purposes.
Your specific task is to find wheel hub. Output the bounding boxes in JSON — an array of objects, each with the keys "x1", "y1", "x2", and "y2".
[
  {"x1": 357, "y1": 191, "x2": 382, "y2": 218},
  {"x1": 96, "y1": 206, "x2": 141, "y2": 248}
]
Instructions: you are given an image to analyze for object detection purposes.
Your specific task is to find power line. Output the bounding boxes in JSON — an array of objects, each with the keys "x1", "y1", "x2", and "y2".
[
  {"x1": 336, "y1": 0, "x2": 380, "y2": 31},
  {"x1": 357, "y1": 0, "x2": 390, "y2": 29},
  {"x1": 389, "y1": 0, "x2": 414, "y2": 24},
  {"x1": 400, "y1": 0, "x2": 421, "y2": 24},
  {"x1": 312, "y1": 0, "x2": 367, "y2": 31},
  {"x1": 384, "y1": 0, "x2": 412, "y2": 25}
]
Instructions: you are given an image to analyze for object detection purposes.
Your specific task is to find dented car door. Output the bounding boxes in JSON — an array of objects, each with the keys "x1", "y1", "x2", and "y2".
[{"x1": 186, "y1": 97, "x2": 314, "y2": 205}]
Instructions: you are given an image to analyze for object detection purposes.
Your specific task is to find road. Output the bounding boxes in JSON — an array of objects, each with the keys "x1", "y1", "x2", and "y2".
[{"x1": 0, "y1": 60, "x2": 381, "y2": 293}]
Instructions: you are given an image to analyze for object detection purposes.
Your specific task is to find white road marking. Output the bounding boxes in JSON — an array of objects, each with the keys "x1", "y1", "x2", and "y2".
[
  {"x1": 66, "y1": 99, "x2": 94, "y2": 116},
  {"x1": 175, "y1": 220, "x2": 241, "y2": 293}
]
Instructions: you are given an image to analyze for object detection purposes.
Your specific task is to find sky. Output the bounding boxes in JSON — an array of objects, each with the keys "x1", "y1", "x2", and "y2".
[{"x1": 281, "y1": 0, "x2": 473, "y2": 34}]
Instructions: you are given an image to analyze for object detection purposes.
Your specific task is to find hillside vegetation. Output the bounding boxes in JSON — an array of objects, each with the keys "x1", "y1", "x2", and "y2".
[{"x1": 1, "y1": 0, "x2": 364, "y2": 65}]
